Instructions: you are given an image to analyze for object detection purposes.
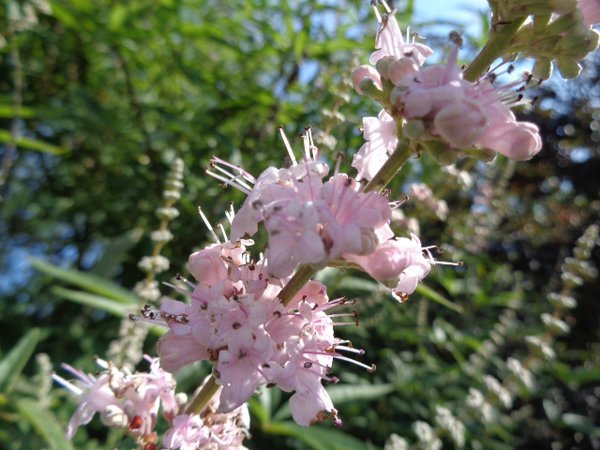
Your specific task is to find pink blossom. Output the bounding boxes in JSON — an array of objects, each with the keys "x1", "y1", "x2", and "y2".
[
  {"x1": 577, "y1": 0, "x2": 600, "y2": 26},
  {"x1": 54, "y1": 357, "x2": 179, "y2": 445},
  {"x1": 164, "y1": 376, "x2": 250, "y2": 449},
  {"x1": 215, "y1": 128, "x2": 393, "y2": 277},
  {"x1": 163, "y1": 414, "x2": 209, "y2": 450},
  {"x1": 369, "y1": 13, "x2": 433, "y2": 67},
  {"x1": 352, "y1": 65, "x2": 383, "y2": 94},
  {"x1": 152, "y1": 242, "x2": 363, "y2": 427},
  {"x1": 394, "y1": 45, "x2": 543, "y2": 160},
  {"x1": 352, "y1": 110, "x2": 398, "y2": 181},
  {"x1": 343, "y1": 235, "x2": 432, "y2": 295},
  {"x1": 318, "y1": 173, "x2": 392, "y2": 258},
  {"x1": 188, "y1": 246, "x2": 228, "y2": 286}
]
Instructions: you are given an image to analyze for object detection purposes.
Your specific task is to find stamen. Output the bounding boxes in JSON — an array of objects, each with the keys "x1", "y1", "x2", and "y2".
[
  {"x1": 207, "y1": 164, "x2": 254, "y2": 192},
  {"x1": 52, "y1": 373, "x2": 84, "y2": 396},
  {"x1": 333, "y1": 354, "x2": 377, "y2": 373},
  {"x1": 205, "y1": 169, "x2": 252, "y2": 195},
  {"x1": 210, "y1": 156, "x2": 256, "y2": 184},
  {"x1": 279, "y1": 126, "x2": 297, "y2": 165},
  {"x1": 333, "y1": 152, "x2": 343, "y2": 176},
  {"x1": 371, "y1": 2, "x2": 382, "y2": 23},
  {"x1": 334, "y1": 345, "x2": 366, "y2": 355},
  {"x1": 390, "y1": 195, "x2": 410, "y2": 209},
  {"x1": 225, "y1": 203, "x2": 235, "y2": 224},
  {"x1": 162, "y1": 281, "x2": 193, "y2": 296},
  {"x1": 217, "y1": 223, "x2": 229, "y2": 242},
  {"x1": 175, "y1": 273, "x2": 197, "y2": 289},
  {"x1": 198, "y1": 206, "x2": 221, "y2": 243}
]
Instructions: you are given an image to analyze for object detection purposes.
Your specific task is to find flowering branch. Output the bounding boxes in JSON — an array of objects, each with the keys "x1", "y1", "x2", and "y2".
[
  {"x1": 463, "y1": 18, "x2": 526, "y2": 82},
  {"x1": 185, "y1": 375, "x2": 220, "y2": 415},
  {"x1": 279, "y1": 264, "x2": 318, "y2": 307}
]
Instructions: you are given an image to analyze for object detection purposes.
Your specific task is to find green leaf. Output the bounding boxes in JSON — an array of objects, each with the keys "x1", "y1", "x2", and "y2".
[
  {"x1": 108, "y1": 4, "x2": 128, "y2": 31},
  {"x1": 335, "y1": 277, "x2": 381, "y2": 293},
  {"x1": 0, "y1": 129, "x2": 68, "y2": 155},
  {"x1": 415, "y1": 284, "x2": 464, "y2": 314},
  {"x1": 0, "y1": 104, "x2": 35, "y2": 118},
  {"x1": 274, "y1": 384, "x2": 394, "y2": 421},
  {"x1": 327, "y1": 383, "x2": 395, "y2": 404},
  {"x1": 29, "y1": 257, "x2": 139, "y2": 305},
  {"x1": 51, "y1": 286, "x2": 130, "y2": 317},
  {"x1": 249, "y1": 392, "x2": 270, "y2": 425},
  {"x1": 90, "y1": 228, "x2": 144, "y2": 278},
  {"x1": 0, "y1": 328, "x2": 40, "y2": 393},
  {"x1": 264, "y1": 421, "x2": 368, "y2": 450},
  {"x1": 50, "y1": 287, "x2": 165, "y2": 336},
  {"x1": 15, "y1": 398, "x2": 74, "y2": 450}
]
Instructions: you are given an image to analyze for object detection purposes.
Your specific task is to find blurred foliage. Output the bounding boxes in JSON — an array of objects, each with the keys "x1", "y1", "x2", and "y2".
[{"x1": 1, "y1": 0, "x2": 599, "y2": 449}]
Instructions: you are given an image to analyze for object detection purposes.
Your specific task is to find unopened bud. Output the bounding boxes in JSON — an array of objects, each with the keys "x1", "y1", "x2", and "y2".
[{"x1": 101, "y1": 405, "x2": 128, "y2": 429}]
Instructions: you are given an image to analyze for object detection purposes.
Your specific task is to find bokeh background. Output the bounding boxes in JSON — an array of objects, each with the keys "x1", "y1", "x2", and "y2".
[{"x1": 1, "y1": 1, "x2": 599, "y2": 449}]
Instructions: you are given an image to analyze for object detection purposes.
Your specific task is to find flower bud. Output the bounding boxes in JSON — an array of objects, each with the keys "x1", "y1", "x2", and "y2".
[
  {"x1": 352, "y1": 65, "x2": 382, "y2": 95},
  {"x1": 188, "y1": 247, "x2": 228, "y2": 285},
  {"x1": 100, "y1": 405, "x2": 128, "y2": 429}
]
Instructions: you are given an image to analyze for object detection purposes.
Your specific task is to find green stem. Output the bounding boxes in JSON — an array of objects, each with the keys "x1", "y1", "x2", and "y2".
[
  {"x1": 185, "y1": 374, "x2": 220, "y2": 415},
  {"x1": 279, "y1": 264, "x2": 317, "y2": 307},
  {"x1": 463, "y1": 17, "x2": 526, "y2": 82},
  {"x1": 363, "y1": 139, "x2": 414, "y2": 193}
]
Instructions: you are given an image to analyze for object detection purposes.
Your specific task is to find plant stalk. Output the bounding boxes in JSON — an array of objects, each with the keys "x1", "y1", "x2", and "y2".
[{"x1": 463, "y1": 17, "x2": 526, "y2": 82}]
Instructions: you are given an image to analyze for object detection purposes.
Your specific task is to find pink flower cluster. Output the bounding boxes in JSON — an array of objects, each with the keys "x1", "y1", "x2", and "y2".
[
  {"x1": 164, "y1": 377, "x2": 250, "y2": 450},
  {"x1": 352, "y1": 3, "x2": 543, "y2": 180},
  {"x1": 154, "y1": 239, "x2": 364, "y2": 426},
  {"x1": 53, "y1": 357, "x2": 179, "y2": 448},
  {"x1": 208, "y1": 129, "x2": 433, "y2": 298},
  {"x1": 393, "y1": 44, "x2": 542, "y2": 160},
  {"x1": 226, "y1": 160, "x2": 393, "y2": 278}
]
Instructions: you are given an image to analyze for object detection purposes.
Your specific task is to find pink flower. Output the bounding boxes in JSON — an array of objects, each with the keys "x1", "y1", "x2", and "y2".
[
  {"x1": 352, "y1": 5, "x2": 432, "y2": 100},
  {"x1": 54, "y1": 357, "x2": 180, "y2": 445},
  {"x1": 164, "y1": 376, "x2": 250, "y2": 449},
  {"x1": 343, "y1": 235, "x2": 432, "y2": 296},
  {"x1": 163, "y1": 414, "x2": 209, "y2": 450},
  {"x1": 212, "y1": 128, "x2": 393, "y2": 277},
  {"x1": 151, "y1": 239, "x2": 367, "y2": 427},
  {"x1": 318, "y1": 174, "x2": 392, "y2": 258},
  {"x1": 577, "y1": 0, "x2": 600, "y2": 26},
  {"x1": 394, "y1": 45, "x2": 543, "y2": 160},
  {"x1": 352, "y1": 110, "x2": 398, "y2": 181},
  {"x1": 369, "y1": 12, "x2": 433, "y2": 68},
  {"x1": 352, "y1": 65, "x2": 383, "y2": 94}
]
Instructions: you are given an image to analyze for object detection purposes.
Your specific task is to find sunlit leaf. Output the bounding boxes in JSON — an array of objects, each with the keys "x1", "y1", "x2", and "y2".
[
  {"x1": 264, "y1": 421, "x2": 369, "y2": 450},
  {"x1": 15, "y1": 399, "x2": 74, "y2": 450},
  {"x1": 30, "y1": 258, "x2": 139, "y2": 305},
  {"x1": 0, "y1": 130, "x2": 68, "y2": 155},
  {"x1": 0, "y1": 328, "x2": 40, "y2": 393}
]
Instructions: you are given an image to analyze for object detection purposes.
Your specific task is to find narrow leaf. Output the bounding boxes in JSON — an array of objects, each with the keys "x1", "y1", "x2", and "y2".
[
  {"x1": 51, "y1": 287, "x2": 165, "y2": 337},
  {"x1": 0, "y1": 129, "x2": 68, "y2": 155},
  {"x1": 265, "y1": 421, "x2": 368, "y2": 450},
  {"x1": 327, "y1": 383, "x2": 395, "y2": 404},
  {"x1": 274, "y1": 384, "x2": 394, "y2": 421},
  {"x1": 0, "y1": 104, "x2": 35, "y2": 118},
  {"x1": 51, "y1": 287, "x2": 130, "y2": 317},
  {"x1": 29, "y1": 257, "x2": 139, "y2": 305},
  {"x1": 15, "y1": 398, "x2": 74, "y2": 450},
  {"x1": 415, "y1": 284, "x2": 463, "y2": 314},
  {"x1": 0, "y1": 328, "x2": 40, "y2": 393},
  {"x1": 90, "y1": 228, "x2": 144, "y2": 278}
]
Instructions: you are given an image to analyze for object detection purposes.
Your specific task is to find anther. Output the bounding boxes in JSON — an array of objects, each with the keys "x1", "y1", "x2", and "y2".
[{"x1": 449, "y1": 31, "x2": 463, "y2": 48}]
